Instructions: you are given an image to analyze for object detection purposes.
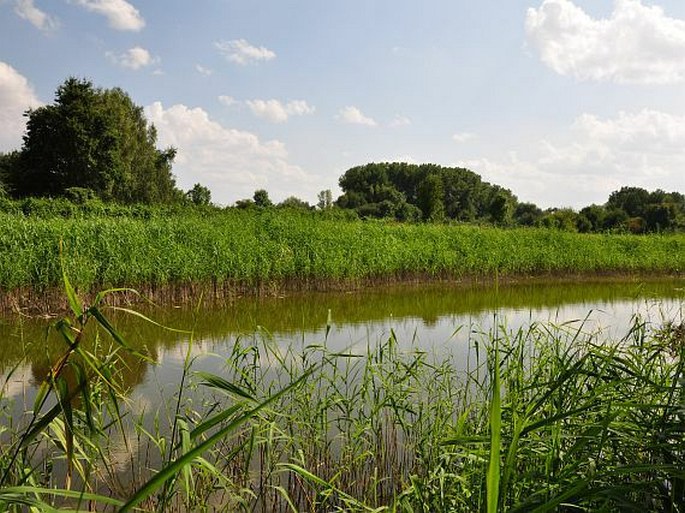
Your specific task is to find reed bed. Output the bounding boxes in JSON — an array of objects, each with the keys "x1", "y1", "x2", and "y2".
[
  {"x1": 0, "y1": 209, "x2": 684, "y2": 300},
  {"x1": 0, "y1": 286, "x2": 683, "y2": 512}
]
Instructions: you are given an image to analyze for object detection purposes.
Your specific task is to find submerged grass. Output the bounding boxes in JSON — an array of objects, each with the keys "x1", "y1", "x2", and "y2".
[
  {"x1": 0, "y1": 281, "x2": 683, "y2": 512},
  {"x1": 0, "y1": 209, "x2": 684, "y2": 301}
]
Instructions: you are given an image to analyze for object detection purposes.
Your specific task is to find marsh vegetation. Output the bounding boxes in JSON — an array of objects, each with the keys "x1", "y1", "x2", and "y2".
[{"x1": 0, "y1": 280, "x2": 683, "y2": 512}]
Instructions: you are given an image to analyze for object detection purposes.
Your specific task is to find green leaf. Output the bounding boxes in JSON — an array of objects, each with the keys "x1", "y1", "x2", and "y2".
[
  {"x1": 487, "y1": 342, "x2": 501, "y2": 513},
  {"x1": 118, "y1": 365, "x2": 317, "y2": 512},
  {"x1": 196, "y1": 371, "x2": 255, "y2": 401},
  {"x1": 59, "y1": 241, "x2": 83, "y2": 319}
]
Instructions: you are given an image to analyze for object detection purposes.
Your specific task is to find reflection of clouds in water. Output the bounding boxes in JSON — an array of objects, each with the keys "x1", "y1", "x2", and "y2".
[
  {"x1": 156, "y1": 338, "x2": 216, "y2": 365},
  {"x1": 173, "y1": 297, "x2": 684, "y2": 378},
  {"x1": 127, "y1": 390, "x2": 154, "y2": 416},
  {"x1": 1, "y1": 364, "x2": 33, "y2": 403}
]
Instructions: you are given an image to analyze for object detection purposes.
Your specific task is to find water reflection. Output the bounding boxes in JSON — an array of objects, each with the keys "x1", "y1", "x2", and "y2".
[{"x1": 0, "y1": 278, "x2": 683, "y2": 404}]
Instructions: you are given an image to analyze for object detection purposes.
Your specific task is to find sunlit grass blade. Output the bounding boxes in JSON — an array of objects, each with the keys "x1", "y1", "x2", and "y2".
[
  {"x1": 118, "y1": 364, "x2": 318, "y2": 512},
  {"x1": 487, "y1": 341, "x2": 501, "y2": 513},
  {"x1": 196, "y1": 371, "x2": 256, "y2": 401}
]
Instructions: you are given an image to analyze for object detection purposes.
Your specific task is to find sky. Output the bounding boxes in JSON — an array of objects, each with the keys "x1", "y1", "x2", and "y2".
[{"x1": 1, "y1": 0, "x2": 684, "y2": 208}]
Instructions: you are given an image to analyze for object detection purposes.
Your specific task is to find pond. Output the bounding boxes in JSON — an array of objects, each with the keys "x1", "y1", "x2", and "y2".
[
  {"x1": 1, "y1": 277, "x2": 683, "y2": 411},
  {"x1": 1, "y1": 277, "x2": 684, "y2": 511}
]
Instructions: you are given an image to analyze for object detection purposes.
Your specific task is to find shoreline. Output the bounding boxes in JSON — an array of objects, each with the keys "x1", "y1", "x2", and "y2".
[{"x1": 2, "y1": 269, "x2": 682, "y2": 318}]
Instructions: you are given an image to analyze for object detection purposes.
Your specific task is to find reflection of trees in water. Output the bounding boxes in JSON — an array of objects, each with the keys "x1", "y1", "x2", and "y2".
[
  {"x1": 29, "y1": 344, "x2": 156, "y2": 400},
  {"x1": 1, "y1": 278, "x2": 683, "y2": 381}
]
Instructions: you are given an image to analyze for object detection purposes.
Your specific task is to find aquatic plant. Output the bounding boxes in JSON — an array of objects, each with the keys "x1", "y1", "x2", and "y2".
[
  {"x1": 0, "y1": 209, "x2": 684, "y2": 307},
  {"x1": 0, "y1": 280, "x2": 683, "y2": 511}
]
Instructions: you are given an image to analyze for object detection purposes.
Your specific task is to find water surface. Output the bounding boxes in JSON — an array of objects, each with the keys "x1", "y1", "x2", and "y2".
[{"x1": 1, "y1": 278, "x2": 683, "y2": 411}]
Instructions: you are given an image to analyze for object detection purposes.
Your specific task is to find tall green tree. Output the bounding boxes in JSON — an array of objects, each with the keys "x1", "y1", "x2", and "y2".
[
  {"x1": 253, "y1": 189, "x2": 273, "y2": 207},
  {"x1": 417, "y1": 173, "x2": 445, "y2": 222},
  {"x1": 0, "y1": 151, "x2": 21, "y2": 197},
  {"x1": 14, "y1": 77, "x2": 178, "y2": 203},
  {"x1": 317, "y1": 189, "x2": 333, "y2": 210},
  {"x1": 606, "y1": 186, "x2": 650, "y2": 218},
  {"x1": 185, "y1": 183, "x2": 211, "y2": 206}
]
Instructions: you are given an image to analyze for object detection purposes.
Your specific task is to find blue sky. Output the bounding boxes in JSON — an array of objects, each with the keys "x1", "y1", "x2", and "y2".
[{"x1": 1, "y1": 0, "x2": 684, "y2": 208}]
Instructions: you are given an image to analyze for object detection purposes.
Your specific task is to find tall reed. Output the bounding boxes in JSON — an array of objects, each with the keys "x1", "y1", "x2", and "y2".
[
  {"x1": 0, "y1": 209, "x2": 684, "y2": 301},
  {"x1": 0, "y1": 282, "x2": 683, "y2": 511}
]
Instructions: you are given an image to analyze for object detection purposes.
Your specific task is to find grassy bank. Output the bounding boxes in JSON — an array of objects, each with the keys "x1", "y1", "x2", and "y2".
[
  {"x1": 0, "y1": 293, "x2": 683, "y2": 511},
  {"x1": 1, "y1": 209, "x2": 684, "y2": 304}
]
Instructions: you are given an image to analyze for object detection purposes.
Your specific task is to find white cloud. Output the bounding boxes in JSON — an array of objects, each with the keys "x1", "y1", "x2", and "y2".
[
  {"x1": 106, "y1": 46, "x2": 157, "y2": 70},
  {"x1": 218, "y1": 95, "x2": 237, "y2": 107},
  {"x1": 389, "y1": 115, "x2": 411, "y2": 127},
  {"x1": 458, "y1": 109, "x2": 685, "y2": 208},
  {"x1": 14, "y1": 0, "x2": 59, "y2": 31},
  {"x1": 70, "y1": 0, "x2": 145, "y2": 31},
  {"x1": 337, "y1": 106, "x2": 377, "y2": 126},
  {"x1": 195, "y1": 64, "x2": 213, "y2": 76},
  {"x1": 526, "y1": 0, "x2": 685, "y2": 84},
  {"x1": 452, "y1": 132, "x2": 475, "y2": 143},
  {"x1": 246, "y1": 99, "x2": 315, "y2": 123},
  {"x1": 0, "y1": 62, "x2": 42, "y2": 152},
  {"x1": 215, "y1": 39, "x2": 276, "y2": 65},
  {"x1": 144, "y1": 102, "x2": 323, "y2": 204}
]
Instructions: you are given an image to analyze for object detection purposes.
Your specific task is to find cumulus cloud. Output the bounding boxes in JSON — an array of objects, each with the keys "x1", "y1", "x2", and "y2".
[
  {"x1": 526, "y1": 0, "x2": 685, "y2": 84},
  {"x1": 144, "y1": 102, "x2": 323, "y2": 204},
  {"x1": 70, "y1": 0, "x2": 145, "y2": 31},
  {"x1": 337, "y1": 106, "x2": 377, "y2": 126},
  {"x1": 14, "y1": 0, "x2": 59, "y2": 31},
  {"x1": 106, "y1": 46, "x2": 157, "y2": 70},
  {"x1": 0, "y1": 62, "x2": 42, "y2": 152},
  {"x1": 218, "y1": 95, "x2": 237, "y2": 107},
  {"x1": 215, "y1": 39, "x2": 276, "y2": 65},
  {"x1": 458, "y1": 109, "x2": 685, "y2": 208},
  {"x1": 246, "y1": 99, "x2": 315, "y2": 123}
]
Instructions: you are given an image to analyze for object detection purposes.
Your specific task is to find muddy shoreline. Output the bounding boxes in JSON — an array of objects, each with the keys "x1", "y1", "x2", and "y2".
[{"x1": 2, "y1": 269, "x2": 682, "y2": 318}]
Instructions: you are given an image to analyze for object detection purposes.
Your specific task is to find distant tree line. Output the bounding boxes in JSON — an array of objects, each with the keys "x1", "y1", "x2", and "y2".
[
  {"x1": 336, "y1": 162, "x2": 516, "y2": 224},
  {"x1": 0, "y1": 78, "x2": 683, "y2": 232},
  {"x1": 333, "y1": 162, "x2": 685, "y2": 234}
]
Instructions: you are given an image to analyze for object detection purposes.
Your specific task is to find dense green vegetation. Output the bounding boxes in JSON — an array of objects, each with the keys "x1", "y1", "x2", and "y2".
[
  {"x1": 337, "y1": 162, "x2": 516, "y2": 224},
  {"x1": 336, "y1": 162, "x2": 685, "y2": 233},
  {"x1": 0, "y1": 77, "x2": 181, "y2": 204},
  {"x1": 0, "y1": 289, "x2": 682, "y2": 511},
  {"x1": 1, "y1": 78, "x2": 683, "y2": 235},
  {"x1": 0, "y1": 207, "x2": 684, "y2": 299}
]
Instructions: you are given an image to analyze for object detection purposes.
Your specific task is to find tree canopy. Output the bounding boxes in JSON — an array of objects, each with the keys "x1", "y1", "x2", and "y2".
[
  {"x1": 336, "y1": 162, "x2": 517, "y2": 224},
  {"x1": 10, "y1": 77, "x2": 179, "y2": 203}
]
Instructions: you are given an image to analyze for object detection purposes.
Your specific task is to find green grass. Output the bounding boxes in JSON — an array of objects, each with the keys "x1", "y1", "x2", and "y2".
[
  {"x1": 0, "y1": 285, "x2": 683, "y2": 512},
  {"x1": 0, "y1": 208, "x2": 684, "y2": 296}
]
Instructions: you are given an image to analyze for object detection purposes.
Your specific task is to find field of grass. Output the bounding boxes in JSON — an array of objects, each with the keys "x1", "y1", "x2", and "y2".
[
  {"x1": 0, "y1": 291, "x2": 683, "y2": 511},
  {"x1": 1, "y1": 208, "x2": 684, "y2": 302}
]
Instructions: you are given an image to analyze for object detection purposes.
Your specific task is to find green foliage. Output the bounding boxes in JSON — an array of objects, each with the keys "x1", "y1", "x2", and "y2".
[
  {"x1": 0, "y1": 152, "x2": 21, "y2": 198},
  {"x1": 0, "y1": 207, "x2": 684, "y2": 294},
  {"x1": 1, "y1": 294, "x2": 682, "y2": 511},
  {"x1": 539, "y1": 208, "x2": 580, "y2": 232},
  {"x1": 234, "y1": 198, "x2": 255, "y2": 209},
  {"x1": 337, "y1": 162, "x2": 518, "y2": 224},
  {"x1": 336, "y1": 162, "x2": 684, "y2": 234},
  {"x1": 317, "y1": 189, "x2": 333, "y2": 210},
  {"x1": 278, "y1": 195, "x2": 312, "y2": 210},
  {"x1": 12, "y1": 77, "x2": 178, "y2": 203},
  {"x1": 605, "y1": 186, "x2": 685, "y2": 233},
  {"x1": 486, "y1": 188, "x2": 515, "y2": 226},
  {"x1": 252, "y1": 188, "x2": 273, "y2": 208},
  {"x1": 185, "y1": 183, "x2": 211, "y2": 206},
  {"x1": 514, "y1": 202, "x2": 543, "y2": 226},
  {"x1": 417, "y1": 173, "x2": 446, "y2": 222}
]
